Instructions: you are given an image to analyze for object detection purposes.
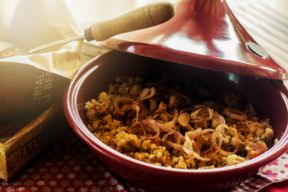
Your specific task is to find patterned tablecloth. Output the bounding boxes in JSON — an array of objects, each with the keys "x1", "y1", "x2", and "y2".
[{"x1": 0, "y1": 129, "x2": 287, "y2": 192}]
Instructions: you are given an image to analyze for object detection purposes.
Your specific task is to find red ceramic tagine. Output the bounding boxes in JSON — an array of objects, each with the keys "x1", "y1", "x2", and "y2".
[{"x1": 64, "y1": 1, "x2": 288, "y2": 191}]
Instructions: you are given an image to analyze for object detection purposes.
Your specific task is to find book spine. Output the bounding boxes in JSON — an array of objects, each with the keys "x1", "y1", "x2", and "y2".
[{"x1": 1, "y1": 105, "x2": 67, "y2": 181}]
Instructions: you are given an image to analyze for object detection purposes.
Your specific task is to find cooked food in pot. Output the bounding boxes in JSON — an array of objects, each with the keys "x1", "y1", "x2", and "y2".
[{"x1": 84, "y1": 76, "x2": 274, "y2": 169}]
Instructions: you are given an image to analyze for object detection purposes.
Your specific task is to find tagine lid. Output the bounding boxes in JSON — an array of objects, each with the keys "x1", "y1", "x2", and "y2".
[{"x1": 101, "y1": 0, "x2": 287, "y2": 80}]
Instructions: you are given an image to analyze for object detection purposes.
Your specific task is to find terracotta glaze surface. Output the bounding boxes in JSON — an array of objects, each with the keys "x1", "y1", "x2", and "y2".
[
  {"x1": 64, "y1": 51, "x2": 288, "y2": 192},
  {"x1": 64, "y1": 1, "x2": 288, "y2": 191},
  {"x1": 102, "y1": 0, "x2": 287, "y2": 80}
]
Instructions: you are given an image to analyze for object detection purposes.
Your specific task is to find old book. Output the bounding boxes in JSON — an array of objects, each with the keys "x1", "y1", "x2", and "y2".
[
  {"x1": 0, "y1": 104, "x2": 67, "y2": 181},
  {"x1": 0, "y1": 63, "x2": 69, "y2": 123}
]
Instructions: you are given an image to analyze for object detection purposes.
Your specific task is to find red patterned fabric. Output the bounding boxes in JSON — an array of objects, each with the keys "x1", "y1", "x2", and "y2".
[
  {"x1": 0, "y1": 134, "x2": 129, "y2": 192},
  {"x1": 0, "y1": 132, "x2": 287, "y2": 192}
]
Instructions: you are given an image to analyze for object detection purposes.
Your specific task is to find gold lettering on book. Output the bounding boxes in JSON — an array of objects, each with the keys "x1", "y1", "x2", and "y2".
[
  {"x1": 20, "y1": 135, "x2": 43, "y2": 158},
  {"x1": 33, "y1": 72, "x2": 54, "y2": 104}
]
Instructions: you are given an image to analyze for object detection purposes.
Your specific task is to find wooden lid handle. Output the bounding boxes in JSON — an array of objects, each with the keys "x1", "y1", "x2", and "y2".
[{"x1": 84, "y1": 2, "x2": 174, "y2": 41}]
